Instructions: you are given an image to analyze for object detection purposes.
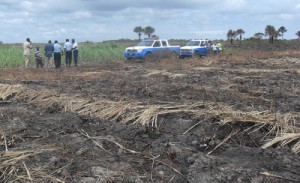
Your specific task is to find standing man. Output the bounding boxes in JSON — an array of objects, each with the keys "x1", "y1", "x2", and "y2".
[
  {"x1": 212, "y1": 43, "x2": 218, "y2": 55},
  {"x1": 34, "y1": 47, "x2": 43, "y2": 69},
  {"x1": 53, "y1": 40, "x2": 63, "y2": 69},
  {"x1": 23, "y1": 38, "x2": 33, "y2": 68},
  {"x1": 216, "y1": 41, "x2": 222, "y2": 54},
  {"x1": 206, "y1": 41, "x2": 212, "y2": 55},
  {"x1": 72, "y1": 39, "x2": 79, "y2": 66},
  {"x1": 64, "y1": 39, "x2": 72, "y2": 67},
  {"x1": 44, "y1": 40, "x2": 54, "y2": 68}
]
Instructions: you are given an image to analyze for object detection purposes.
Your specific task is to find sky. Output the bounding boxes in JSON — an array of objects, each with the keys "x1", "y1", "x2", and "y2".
[{"x1": 0, "y1": 0, "x2": 299, "y2": 43}]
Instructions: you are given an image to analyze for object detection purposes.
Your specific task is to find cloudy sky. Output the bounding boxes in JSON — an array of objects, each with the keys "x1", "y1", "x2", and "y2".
[{"x1": 0, "y1": 0, "x2": 299, "y2": 43}]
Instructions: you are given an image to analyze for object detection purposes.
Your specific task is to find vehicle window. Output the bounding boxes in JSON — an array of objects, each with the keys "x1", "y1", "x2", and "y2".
[
  {"x1": 137, "y1": 40, "x2": 154, "y2": 46},
  {"x1": 153, "y1": 41, "x2": 161, "y2": 47},
  {"x1": 186, "y1": 41, "x2": 200, "y2": 46},
  {"x1": 200, "y1": 41, "x2": 205, "y2": 46},
  {"x1": 162, "y1": 41, "x2": 167, "y2": 47}
]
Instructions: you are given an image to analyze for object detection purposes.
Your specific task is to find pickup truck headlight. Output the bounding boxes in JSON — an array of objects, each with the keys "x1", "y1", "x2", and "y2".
[{"x1": 137, "y1": 48, "x2": 143, "y2": 52}]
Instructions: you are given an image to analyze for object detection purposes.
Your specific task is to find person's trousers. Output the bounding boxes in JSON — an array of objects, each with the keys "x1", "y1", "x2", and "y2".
[
  {"x1": 45, "y1": 57, "x2": 53, "y2": 68},
  {"x1": 73, "y1": 50, "x2": 78, "y2": 66},
  {"x1": 36, "y1": 58, "x2": 43, "y2": 68},
  {"x1": 54, "y1": 52, "x2": 62, "y2": 69},
  {"x1": 24, "y1": 55, "x2": 30, "y2": 68},
  {"x1": 65, "y1": 51, "x2": 72, "y2": 66}
]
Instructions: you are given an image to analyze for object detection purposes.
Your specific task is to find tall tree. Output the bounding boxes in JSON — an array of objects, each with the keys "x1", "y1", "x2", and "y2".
[
  {"x1": 133, "y1": 26, "x2": 144, "y2": 41},
  {"x1": 278, "y1": 26, "x2": 287, "y2": 40},
  {"x1": 265, "y1": 25, "x2": 276, "y2": 44},
  {"x1": 296, "y1": 31, "x2": 300, "y2": 39},
  {"x1": 254, "y1": 32, "x2": 264, "y2": 40},
  {"x1": 227, "y1": 29, "x2": 236, "y2": 45},
  {"x1": 144, "y1": 26, "x2": 155, "y2": 38},
  {"x1": 236, "y1": 29, "x2": 245, "y2": 44}
]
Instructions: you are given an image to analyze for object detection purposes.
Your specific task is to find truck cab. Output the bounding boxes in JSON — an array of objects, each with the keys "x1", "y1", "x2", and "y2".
[{"x1": 179, "y1": 39, "x2": 208, "y2": 59}]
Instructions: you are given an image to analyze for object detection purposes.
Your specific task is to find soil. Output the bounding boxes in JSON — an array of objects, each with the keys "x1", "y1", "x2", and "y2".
[{"x1": 0, "y1": 46, "x2": 300, "y2": 183}]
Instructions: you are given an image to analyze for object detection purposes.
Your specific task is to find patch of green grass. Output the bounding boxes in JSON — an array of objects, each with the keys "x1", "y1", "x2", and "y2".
[{"x1": 0, "y1": 42, "x2": 131, "y2": 68}]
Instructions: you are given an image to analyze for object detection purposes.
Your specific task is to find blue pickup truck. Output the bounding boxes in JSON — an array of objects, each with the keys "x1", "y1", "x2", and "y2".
[
  {"x1": 179, "y1": 39, "x2": 208, "y2": 59},
  {"x1": 124, "y1": 38, "x2": 180, "y2": 61}
]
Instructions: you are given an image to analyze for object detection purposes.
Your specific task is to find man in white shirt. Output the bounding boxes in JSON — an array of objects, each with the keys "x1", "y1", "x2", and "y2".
[
  {"x1": 72, "y1": 39, "x2": 78, "y2": 66},
  {"x1": 64, "y1": 39, "x2": 72, "y2": 67},
  {"x1": 23, "y1": 38, "x2": 33, "y2": 68}
]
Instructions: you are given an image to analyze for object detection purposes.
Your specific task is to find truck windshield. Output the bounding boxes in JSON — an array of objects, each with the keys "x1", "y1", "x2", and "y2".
[
  {"x1": 186, "y1": 41, "x2": 200, "y2": 46},
  {"x1": 137, "y1": 40, "x2": 154, "y2": 46}
]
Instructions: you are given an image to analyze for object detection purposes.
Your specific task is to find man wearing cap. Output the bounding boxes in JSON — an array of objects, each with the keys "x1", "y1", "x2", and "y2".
[{"x1": 23, "y1": 38, "x2": 33, "y2": 68}]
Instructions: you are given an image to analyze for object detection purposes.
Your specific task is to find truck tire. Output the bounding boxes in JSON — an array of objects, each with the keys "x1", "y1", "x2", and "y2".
[
  {"x1": 144, "y1": 53, "x2": 154, "y2": 62},
  {"x1": 170, "y1": 51, "x2": 177, "y2": 61},
  {"x1": 194, "y1": 51, "x2": 201, "y2": 59}
]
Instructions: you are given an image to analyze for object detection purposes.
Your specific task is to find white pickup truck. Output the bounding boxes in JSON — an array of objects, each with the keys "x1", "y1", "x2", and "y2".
[
  {"x1": 124, "y1": 38, "x2": 180, "y2": 61},
  {"x1": 179, "y1": 39, "x2": 209, "y2": 59}
]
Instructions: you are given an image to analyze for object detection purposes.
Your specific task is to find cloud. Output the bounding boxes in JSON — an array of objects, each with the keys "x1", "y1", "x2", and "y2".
[
  {"x1": 0, "y1": 0, "x2": 299, "y2": 43},
  {"x1": 217, "y1": 0, "x2": 247, "y2": 12},
  {"x1": 72, "y1": 11, "x2": 92, "y2": 19}
]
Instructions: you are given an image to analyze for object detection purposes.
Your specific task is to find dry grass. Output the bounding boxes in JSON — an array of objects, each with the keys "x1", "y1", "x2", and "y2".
[
  {"x1": 220, "y1": 110, "x2": 300, "y2": 153},
  {"x1": 0, "y1": 147, "x2": 64, "y2": 183},
  {"x1": 0, "y1": 71, "x2": 299, "y2": 154},
  {"x1": 143, "y1": 70, "x2": 186, "y2": 79}
]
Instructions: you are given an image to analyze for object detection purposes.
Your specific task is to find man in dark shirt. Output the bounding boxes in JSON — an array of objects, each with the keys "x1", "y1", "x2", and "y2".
[{"x1": 44, "y1": 40, "x2": 54, "y2": 68}]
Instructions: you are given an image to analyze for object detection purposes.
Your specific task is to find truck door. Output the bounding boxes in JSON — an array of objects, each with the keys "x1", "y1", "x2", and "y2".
[
  {"x1": 161, "y1": 40, "x2": 169, "y2": 57},
  {"x1": 152, "y1": 40, "x2": 162, "y2": 57},
  {"x1": 200, "y1": 41, "x2": 208, "y2": 55}
]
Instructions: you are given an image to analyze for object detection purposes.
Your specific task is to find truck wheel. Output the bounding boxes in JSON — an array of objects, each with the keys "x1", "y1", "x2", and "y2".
[
  {"x1": 194, "y1": 51, "x2": 201, "y2": 59},
  {"x1": 170, "y1": 51, "x2": 177, "y2": 61},
  {"x1": 144, "y1": 53, "x2": 154, "y2": 62}
]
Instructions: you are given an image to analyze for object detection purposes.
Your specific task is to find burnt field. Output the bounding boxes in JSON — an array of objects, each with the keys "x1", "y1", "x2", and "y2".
[{"x1": 0, "y1": 43, "x2": 300, "y2": 183}]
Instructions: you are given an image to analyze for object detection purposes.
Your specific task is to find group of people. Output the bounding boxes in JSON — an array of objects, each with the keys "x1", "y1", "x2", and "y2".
[
  {"x1": 206, "y1": 41, "x2": 222, "y2": 55},
  {"x1": 23, "y1": 38, "x2": 79, "y2": 69}
]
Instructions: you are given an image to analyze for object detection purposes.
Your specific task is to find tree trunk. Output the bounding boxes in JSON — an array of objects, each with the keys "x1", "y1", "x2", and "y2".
[
  {"x1": 240, "y1": 35, "x2": 242, "y2": 44},
  {"x1": 271, "y1": 36, "x2": 274, "y2": 44}
]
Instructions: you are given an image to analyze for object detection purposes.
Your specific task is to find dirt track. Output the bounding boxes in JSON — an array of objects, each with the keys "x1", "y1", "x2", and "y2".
[{"x1": 0, "y1": 51, "x2": 300, "y2": 182}]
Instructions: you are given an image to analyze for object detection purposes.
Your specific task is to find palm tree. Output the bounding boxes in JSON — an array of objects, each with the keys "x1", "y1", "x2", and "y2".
[
  {"x1": 296, "y1": 31, "x2": 300, "y2": 39},
  {"x1": 144, "y1": 26, "x2": 155, "y2": 38},
  {"x1": 227, "y1": 29, "x2": 236, "y2": 45},
  {"x1": 236, "y1": 29, "x2": 245, "y2": 44},
  {"x1": 133, "y1": 26, "x2": 144, "y2": 41},
  {"x1": 278, "y1": 26, "x2": 287, "y2": 40},
  {"x1": 253, "y1": 32, "x2": 264, "y2": 40},
  {"x1": 265, "y1": 25, "x2": 276, "y2": 44}
]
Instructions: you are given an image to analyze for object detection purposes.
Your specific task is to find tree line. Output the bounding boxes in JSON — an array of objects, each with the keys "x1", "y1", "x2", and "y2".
[
  {"x1": 227, "y1": 25, "x2": 300, "y2": 45},
  {"x1": 133, "y1": 25, "x2": 300, "y2": 44}
]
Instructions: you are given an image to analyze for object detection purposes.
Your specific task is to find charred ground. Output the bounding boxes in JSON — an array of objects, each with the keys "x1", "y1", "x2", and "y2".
[{"x1": 0, "y1": 42, "x2": 300, "y2": 183}]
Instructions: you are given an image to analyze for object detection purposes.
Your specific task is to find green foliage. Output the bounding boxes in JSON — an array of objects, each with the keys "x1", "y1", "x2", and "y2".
[
  {"x1": 0, "y1": 45, "x2": 24, "y2": 67},
  {"x1": 144, "y1": 26, "x2": 155, "y2": 38},
  {"x1": 0, "y1": 42, "x2": 129, "y2": 68},
  {"x1": 296, "y1": 31, "x2": 300, "y2": 38},
  {"x1": 133, "y1": 26, "x2": 144, "y2": 41}
]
